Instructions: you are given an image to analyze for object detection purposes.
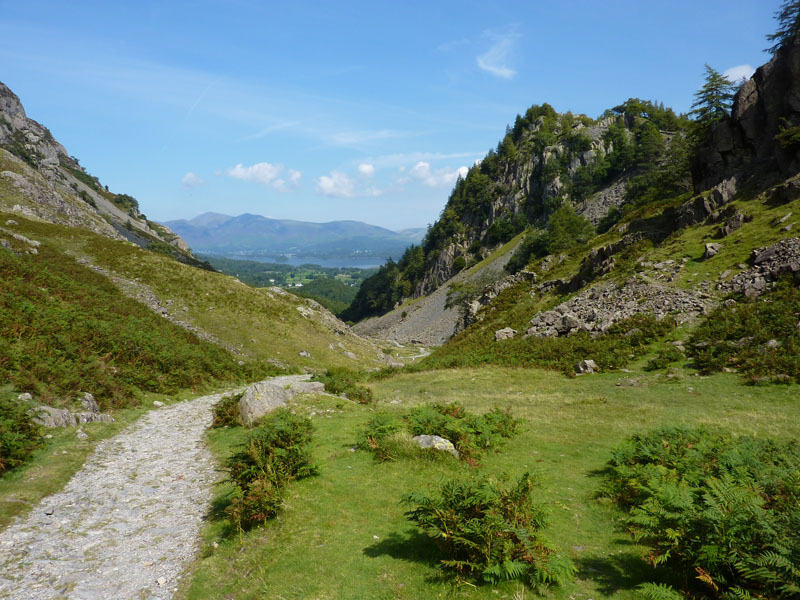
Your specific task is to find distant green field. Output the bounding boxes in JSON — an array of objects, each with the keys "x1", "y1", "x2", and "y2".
[{"x1": 202, "y1": 255, "x2": 376, "y2": 314}]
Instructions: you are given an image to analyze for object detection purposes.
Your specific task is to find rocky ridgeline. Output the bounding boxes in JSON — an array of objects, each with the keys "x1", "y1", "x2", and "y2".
[
  {"x1": 524, "y1": 279, "x2": 712, "y2": 338},
  {"x1": 718, "y1": 237, "x2": 800, "y2": 298}
]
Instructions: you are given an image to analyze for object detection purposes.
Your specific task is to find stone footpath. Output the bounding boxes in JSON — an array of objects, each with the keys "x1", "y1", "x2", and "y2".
[{"x1": 0, "y1": 389, "x2": 243, "y2": 600}]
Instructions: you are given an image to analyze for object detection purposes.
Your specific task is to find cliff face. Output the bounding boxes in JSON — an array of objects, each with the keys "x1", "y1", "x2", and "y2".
[
  {"x1": 0, "y1": 81, "x2": 191, "y2": 255},
  {"x1": 693, "y1": 33, "x2": 800, "y2": 192},
  {"x1": 415, "y1": 112, "x2": 648, "y2": 296}
]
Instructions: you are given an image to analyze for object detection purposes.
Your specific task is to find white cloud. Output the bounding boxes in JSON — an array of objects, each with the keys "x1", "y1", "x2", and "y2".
[
  {"x1": 181, "y1": 171, "x2": 204, "y2": 188},
  {"x1": 227, "y1": 162, "x2": 281, "y2": 185},
  {"x1": 409, "y1": 161, "x2": 468, "y2": 188},
  {"x1": 724, "y1": 64, "x2": 755, "y2": 83},
  {"x1": 316, "y1": 171, "x2": 356, "y2": 198},
  {"x1": 226, "y1": 162, "x2": 300, "y2": 191},
  {"x1": 358, "y1": 163, "x2": 375, "y2": 177},
  {"x1": 477, "y1": 32, "x2": 519, "y2": 80}
]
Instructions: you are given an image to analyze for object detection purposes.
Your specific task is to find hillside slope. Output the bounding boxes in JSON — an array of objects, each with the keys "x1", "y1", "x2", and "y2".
[{"x1": 353, "y1": 235, "x2": 522, "y2": 344}]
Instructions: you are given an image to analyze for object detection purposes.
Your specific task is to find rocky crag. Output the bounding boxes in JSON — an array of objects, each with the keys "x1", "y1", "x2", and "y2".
[{"x1": 0, "y1": 82, "x2": 191, "y2": 259}]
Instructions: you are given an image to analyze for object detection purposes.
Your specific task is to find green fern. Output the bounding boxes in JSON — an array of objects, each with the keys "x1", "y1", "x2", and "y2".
[
  {"x1": 604, "y1": 427, "x2": 800, "y2": 599},
  {"x1": 635, "y1": 582, "x2": 686, "y2": 600},
  {"x1": 403, "y1": 472, "x2": 574, "y2": 589}
]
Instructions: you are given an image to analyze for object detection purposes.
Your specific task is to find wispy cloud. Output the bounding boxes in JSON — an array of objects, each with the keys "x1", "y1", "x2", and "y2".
[
  {"x1": 358, "y1": 163, "x2": 375, "y2": 177},
  {"x1": 240, "y1": 120, "x2": 301, "y2": 141},
  {"x1": 324, "y1": 129, "x2": 411, "y2": 147},
  {"x1": 476, "y1": 30, "x2": 520, "y2": 80},
  {"x1": 724, "y1": 64, "x2": 755, "y2": 84},
  {"x1": 181, "y1": 171, "x2": 204, "y2": 188},
  {"x1": 226, "y1": 162, "x2": 301, "y2": 191}
]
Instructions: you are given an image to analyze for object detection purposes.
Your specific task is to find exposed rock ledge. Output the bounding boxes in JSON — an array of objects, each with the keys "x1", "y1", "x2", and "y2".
[{"x1": 525, "y1": 279, "x2": 714, "y2": 338}]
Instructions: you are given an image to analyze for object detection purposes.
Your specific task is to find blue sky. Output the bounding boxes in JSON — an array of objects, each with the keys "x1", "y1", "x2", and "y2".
[{"x1": 0, "y1": 0, "x2": 783, "y2": 230}]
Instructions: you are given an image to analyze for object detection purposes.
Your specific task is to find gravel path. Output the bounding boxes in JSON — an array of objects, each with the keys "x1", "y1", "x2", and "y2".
[{"x1": 0, "y1": 389, "x2": 242, "y2": 600}]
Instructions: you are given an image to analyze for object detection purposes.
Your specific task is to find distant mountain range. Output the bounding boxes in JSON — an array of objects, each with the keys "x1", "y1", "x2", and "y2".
[{"x1": 162, "y1": 212, "x2": 425, "y2": 261}]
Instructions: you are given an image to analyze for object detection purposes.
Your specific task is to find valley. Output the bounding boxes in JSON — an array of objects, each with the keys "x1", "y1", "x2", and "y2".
[{"x1": 1, "y1": 3, "x2": 800, "y2": 600}]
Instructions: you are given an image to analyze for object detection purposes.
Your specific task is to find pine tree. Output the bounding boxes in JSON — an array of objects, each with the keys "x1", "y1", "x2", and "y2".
[
  {"x1": 766, "y1": 1, "x2": 800, "y2": 53},
  {"x1": 690, "y1": 65, "x2": 736, "y2": 134}
]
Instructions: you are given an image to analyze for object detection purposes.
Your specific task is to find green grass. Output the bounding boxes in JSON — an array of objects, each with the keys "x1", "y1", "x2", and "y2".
[{"x1": 178, "y1": 367, "x2": 800, "y2": 600}]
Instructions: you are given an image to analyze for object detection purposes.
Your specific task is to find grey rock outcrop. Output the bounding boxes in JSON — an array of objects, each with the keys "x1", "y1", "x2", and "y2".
[
  {"x1": 526, "y1": 279, "x2": 711, "y2": 338},
  {"x1": 692, "y1": 32, "x2": 800, "y2": 192},
  {"x1": 0, "y1": 80, "x2": 193, "y2": 255},
  {"x1": 718, "y1": 237, "x2": 800, "y2": 298},
  {"x1": 704, "y1": 242, "x2": 722, "y2": 259},
  {"x1": 237, "y1": 382, "x2": 290, "y2": 426},
  {"x1": 494, "y1": 327, "x2": 517, "y2": 341},
  {"x1": 412, "y1": 435, "x2": 459, "y2": 458},
  {"x1": 237, "y1": 375, "x2": 326, "y2": 426},
  {"x1": 32, "y1": 405, "x2": 114, "y2": 428},
  {"x1": 575, "y1": 359, "x2": 598, "y2": 374}
]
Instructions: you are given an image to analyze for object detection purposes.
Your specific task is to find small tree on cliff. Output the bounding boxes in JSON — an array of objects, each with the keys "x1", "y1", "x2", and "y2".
[
  {"x1": 689, "y1": 65, "x2": 736, "y2": 142},
  {"x1": 766, "y1": 1, "x2": 800, "y2": 53}
]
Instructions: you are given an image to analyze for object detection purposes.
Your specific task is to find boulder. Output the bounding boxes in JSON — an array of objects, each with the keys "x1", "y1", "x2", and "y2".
[
  {"x1": 286, "y1": 381, "x2": 326, "y2": 396},
  {"x1": 298, "y1": 350, "x2": 311, "y2": 358},
  {"x1": 494, "y1": 327, "x2": 517, "y2": 341},
  {"x1": 32, "y1": 406, "x2": 114, "y2": 428},
  {"x1": 17, "y1": 392, "x2": 33, "y2": 402},
  {"x1": 412, "y1": 434, "x2": 459, "y2": 458},
  {"x1": 81, "y1": 392, "x2": 99, "y2": 413},
  {"x1": 556, "y1": 313, "x2": 580, "y2": 334},
  {"x1": 720, "y1": 213, "x2": 744, "y2": 237},
  {"x1": 238, "y1": 381, "x2": 290, "y2": 425},
  {"x1": 704, "y1": 242, "x2": 722, "y2": 259},
  {"x1": 575, "y1": 359, "x2": 598, "y2": 374}
]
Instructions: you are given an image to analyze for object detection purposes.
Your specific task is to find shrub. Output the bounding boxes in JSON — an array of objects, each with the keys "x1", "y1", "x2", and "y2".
[
  {"x1": 359, "y1": 402, "x2": 520, "y2": 463},
  {"x1": 644, "y1": 345, "x2": 684, "y2": 371},
  {"x1": 312, "y1": 367, "x2": 373, "y2": 404},
  {"x1": 0, "y1": 396, "x2": 43, "y2": 476},
  {"x1": 689, "y1": 278, "x2": 800, "y2": 382},
  {"x1": 603, "y1": 426, "x2": 800, "y2": 599},
  {"x1": 403, "y1": 472, "x2": 575, "y2": 589},
  {"x1": 211, "y1": 392, "x2": 243, "y2": 428},
  {"x1": 225, "y1": 409, "x2": 319, "y2": 530}
]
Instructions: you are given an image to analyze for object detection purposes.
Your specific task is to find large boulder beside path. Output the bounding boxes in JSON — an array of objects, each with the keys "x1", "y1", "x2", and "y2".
[{"x1": 238, "y1": 375, "x2": 326, "y2": 426}]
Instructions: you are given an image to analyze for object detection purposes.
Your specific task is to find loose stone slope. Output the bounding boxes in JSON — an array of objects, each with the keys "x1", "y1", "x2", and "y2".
[{"x1": 0, "y1": 388, "x2": 248, "y2": 600}]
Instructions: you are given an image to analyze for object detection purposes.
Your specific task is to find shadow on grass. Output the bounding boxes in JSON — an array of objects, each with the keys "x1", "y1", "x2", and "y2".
[
  {"x1": 574, "y1": 551, "x2": 653, "y2": 595},
  {"x1": 203, "y1": 485, "x2": 239, "y2": 539},
  {"x1": 362, "y1": 528, "x2": 441, "y2": 568}
]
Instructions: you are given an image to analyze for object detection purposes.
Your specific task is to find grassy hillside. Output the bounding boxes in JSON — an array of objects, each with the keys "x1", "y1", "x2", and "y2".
[
  {"x1": 0, "y1": 236, "x2": 263, "y2": 407},
  {"x1": 179, "y1": 367, "x2": 800, "y2": 600},
  {"x1": 0, "y1": 216, "x2": 382, "y2": 382},
  {"x1": 421, "y1": 180, "x2": 800, "y2": 376}
]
